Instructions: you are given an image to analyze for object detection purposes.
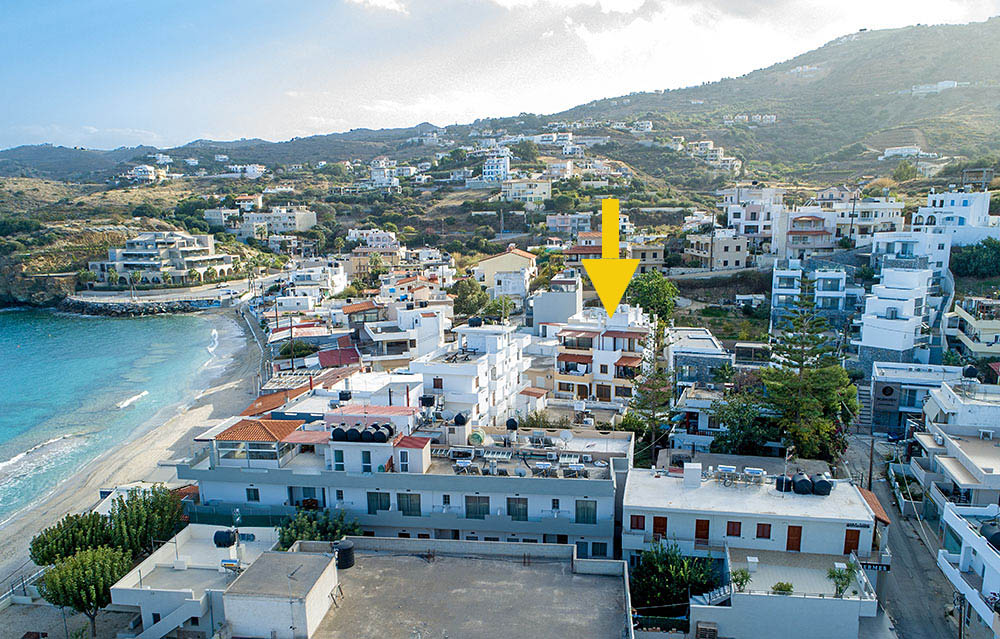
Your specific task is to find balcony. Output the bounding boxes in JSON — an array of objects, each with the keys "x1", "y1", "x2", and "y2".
[{"x1": 937, "y1": 551, "x2": 1000, "y2": 629}]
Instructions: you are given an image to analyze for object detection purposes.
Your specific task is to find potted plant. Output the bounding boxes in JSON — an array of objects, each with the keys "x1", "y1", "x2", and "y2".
[{"x1": 731, "y1": 568, "x2": 752, "y2": 593}]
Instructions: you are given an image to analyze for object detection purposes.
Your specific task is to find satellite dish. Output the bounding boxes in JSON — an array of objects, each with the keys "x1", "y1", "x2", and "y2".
[{"x1": 559, "y1": 430, "x2": 574, "y2": 444}]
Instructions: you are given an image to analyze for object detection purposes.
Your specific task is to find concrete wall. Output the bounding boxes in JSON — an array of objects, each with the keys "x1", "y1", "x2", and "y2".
[{"x1": 690, "y1": 591, "x2": 868, "y2": 639}]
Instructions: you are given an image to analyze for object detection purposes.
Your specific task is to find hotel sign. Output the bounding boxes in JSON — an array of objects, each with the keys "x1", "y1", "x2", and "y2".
[{"x1": 859, "y1": 561, "x2": 891, "y2": 572}]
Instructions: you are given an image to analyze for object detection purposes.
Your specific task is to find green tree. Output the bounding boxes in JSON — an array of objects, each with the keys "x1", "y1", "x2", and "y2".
[
  {"x1": 626, "y1": 271, "x2": 679, "y2": 320},
  {"x1": 891, "y1": 160, "x2": 919, "y2": 182},
  {"x1": 38, "y1": 547, "x2": 131, "y2": 637},
  {"x1": 277, "y1": 510, "x2": 362, "y2": 550},
  {"x1": 30, "y1": 512, "x2": 112, "y2": 566},
  {"x1": 708, "y1": 392, "x2": 780, "y2": 456},
  {"x1": 76, "y1": 269, "x2": 97, "y2": 284},
  {"x1": 482, "y1": 295, "x2": 515, "y2": 321},
  {"x1": 761, "y1": 277, "x2": 857, "y2": 460},
  {"x1": 827, "y1": 562, "x2": 857, "y2": 598},
  {"x1": 204, "y1": 266, "x2": 218, "y2": 281},
  {"x1": 129, "y1": 271, "x2": 141, "y2": 287},
  {"x1": 106, "y1": 268, "x2": 119, "y2": 285},
  {"x1": 187, "y1": 268, "x2": 200, "y2": 283},
  {"x1": 451, "y1": 278, "x2": 488, "y2": 316},
  {"x1": 108, "y1": 485, "x2": 184, "y2": 560},
  {"x1": 510, "y1": 140, "x2": 540, "y2": 163},
  {"x1": 629, "y1": 542, "x2": 720, "y2": 615}
]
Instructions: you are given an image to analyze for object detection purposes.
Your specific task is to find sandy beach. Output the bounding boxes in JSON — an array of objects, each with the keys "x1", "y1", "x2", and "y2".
[{"x1": 0, "y1": 307, "x2": 262, "y2": 588}]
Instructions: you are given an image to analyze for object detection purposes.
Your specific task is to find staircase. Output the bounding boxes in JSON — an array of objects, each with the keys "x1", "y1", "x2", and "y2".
[{"x1": 856, "y1": 386, "x2": 872, "y2": 434}]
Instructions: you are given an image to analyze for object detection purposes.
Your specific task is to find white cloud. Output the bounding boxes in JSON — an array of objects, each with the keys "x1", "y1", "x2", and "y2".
[{"x1": 345, "y1": 0, "x2": 409, "y2": 14}]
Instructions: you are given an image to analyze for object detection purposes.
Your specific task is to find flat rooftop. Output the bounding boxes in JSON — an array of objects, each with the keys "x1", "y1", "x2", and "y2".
[
  {"x1": 624, "y1": 469, "x2": 874, "y2": 523},
  {"x1": 226, "y1": 551, "x2": 334, "y2": 598},
  {"x1": 656, "y1": 450, "x2": 830, "y2": 477},
  {"x1": 729, "y1": 548, "x2": 873, "y2": 598},
  {"x1": 668, "y1": 327, "x2": 727, "y2": 353},
  {"x1": 940, "y1": 432, "x2": 1000, "y2": 478},
  {"x1": 311, "y1": 549, "x2": 626, "y2": 638},
  {"x1": 872, "y1": 362, "x2": 963, "y2": 383}
]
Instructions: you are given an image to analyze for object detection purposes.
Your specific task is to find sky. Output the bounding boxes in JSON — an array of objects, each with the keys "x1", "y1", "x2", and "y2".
[{"x1": 2, "y1": 0, "x2": 1000, "y2": 150}]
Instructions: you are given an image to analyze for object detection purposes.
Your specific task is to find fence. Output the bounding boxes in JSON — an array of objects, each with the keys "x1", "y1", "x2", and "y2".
[
  {"x1": 633, "y1": 615, "x2": 689, "y2": 633},
  {"x1": 185, "y1": 503, "x2": 295, "y2": 528}
]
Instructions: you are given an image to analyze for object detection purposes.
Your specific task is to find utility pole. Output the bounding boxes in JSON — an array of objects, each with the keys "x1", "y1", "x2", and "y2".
[
  {"x1": 955, "y1": 591, "x2": 966, "y2": 639},
  {"x1": 867, "y1": 437, "x2": 875, "y2": 491},
  {"x1": 848, "y1": 188, "x2": 858, "y2": 243}
]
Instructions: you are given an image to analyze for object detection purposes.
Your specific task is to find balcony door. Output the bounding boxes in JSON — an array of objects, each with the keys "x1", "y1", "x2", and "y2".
[
  {"x1": 695, "y1": 519, "x2": 710, "y2": 542},
  {"x1": 653, "y1": 516, "x2": 667, "y2": 540},
  {"x1": 843, "y1": 529, "x2": 860, "y2": 555},
  {"x1": 786, "y1": 525, "x2": 802, "y2": 552}
]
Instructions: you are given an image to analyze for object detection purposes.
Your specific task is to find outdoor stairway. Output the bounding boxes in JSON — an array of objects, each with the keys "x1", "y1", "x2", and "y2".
[{"x1": 856, "y1": 386, "x2": 872, "y2": 434}]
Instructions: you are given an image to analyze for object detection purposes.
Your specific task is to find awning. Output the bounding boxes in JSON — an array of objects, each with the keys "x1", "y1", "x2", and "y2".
[
  {"x1": 281, "y1": 430, "x2": 331, "y2": 445},
  {"x1": 558, "y1": 329, "x2": 599, "y2": 339},
  {"x1": 615, "y1": 355, "x2": 643, "y2": 367},
  {"x1": 557, "y1": 353, "x2": 593, "y2": 364},
  {"x1": 603, "y1": 330, "x2": 648, "y2": 340},
  {"x1": 858, "y1": 487, "x2": 891, "y2": 526}
]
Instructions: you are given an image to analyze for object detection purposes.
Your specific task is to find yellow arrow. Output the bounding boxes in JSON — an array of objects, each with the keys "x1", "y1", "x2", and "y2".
[{"x1": 582, "y1": 198, "x2": 638, "y2": 319}]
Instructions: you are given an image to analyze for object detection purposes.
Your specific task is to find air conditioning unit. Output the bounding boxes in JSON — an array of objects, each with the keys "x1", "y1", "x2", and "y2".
[
  {"x1": 582, "y1": 454, "x2": 593, "y2": 463},
  {"x1": 546, "y1": 452, "x2": 559, "y2": 461},
  {"x1": 695, "y1": 622, "x2": 719, "y2": 639}
]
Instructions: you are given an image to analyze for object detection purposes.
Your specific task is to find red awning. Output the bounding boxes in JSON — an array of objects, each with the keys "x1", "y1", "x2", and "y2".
[
  {"x1": 615, "y1": 355, "x2": 643, "y2": 367},
  {"x1": 603, "y1": 330, "x2": 648, "y2": 340},
  {"x1": 558, "y1": 329, "x2": 599, "y2": 339},
  {"x1": 280, "y1": 430, "x2": 331, "y2": 444},
  {"x1": 557, "y1": 353, "x2": 593, "y2": 364}
]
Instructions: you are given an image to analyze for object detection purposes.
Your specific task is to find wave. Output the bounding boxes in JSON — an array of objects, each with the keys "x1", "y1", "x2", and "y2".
[
  {"x1": 0, "y1": 433, "x2": 87, "y2": 476},
  {"x1": 206, "y1": 328, "x2": 219, "y2": 355},
  {"x1": 117, "y1": 390, "x2": 149, "y2": 409}
]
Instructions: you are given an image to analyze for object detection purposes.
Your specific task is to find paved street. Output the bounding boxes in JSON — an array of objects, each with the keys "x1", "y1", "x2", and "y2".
[{"x1": 844, "y1": 435, "x2": 961, "y2": 639}]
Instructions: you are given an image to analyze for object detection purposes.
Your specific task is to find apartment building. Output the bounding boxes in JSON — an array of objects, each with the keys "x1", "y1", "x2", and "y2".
[
  {"x1": 409, "y1": 322, "x2": 530, "y2": 428},
  {"x1": 347, "y1": 245, "x2": 403, "y2": 280},
  {"x1": 551, "y1": 305, "x2": 652, "y2": 405},
  {"x1": 234, "y1": 193, "x2": 263, "y2": 211},
  {"x1": 89, "y1": 231, "x2": 235, "y2": 284},
  {"x1": 630, "y1": 242, "x2": 670, "y2": 274},
  {"x1": 623, "y1": 464, "x2": 888, "y2": 639},
  {"x1": 526, "y1": 269, "x2": 583, "y2": 333},
  {"x1": 911, "y1": 187, "x2": 999, "y2": 246},
  {"x1": 546, "y1": 212, "x2": 592, "y2": 235},
  {"x1": 853, "y1": 267, "x2": 935, "y2": 374},
  {"x1": 664, "y1": 326, "x2": 734, "y2": 393},
  {"x1": 357, "y1": 307, "x2": 448, "y2": 371},
  {"x1": 501, "y1": 179, "x2": 552, "y2": 208},
  {"x1": 832, "y1": 197, "x2": 904, "y2": 246},
  {"x1": 348, "y1": 228, "x2": 399, "y2": 248},
  {"x1": 937, "y1": 502, "x2": 1000, "y2": 639},
  {"x1": 177, "y1": 411, "x2": 632, "y2": 557},
  {"x1": 684, "y1": 228, "x2": 749, "y2": 269},
  {"x1": 482, "y1": 154, "x2": 510, "y2": 182},
  {"x1": 203, "y1": 207, "x2": 240, "y2": 229},
  {"x1": 717, "y1": 186, "x2": 785, "y2": 248},
  {"x1": 869, "y1": 363, "x2": 963, "y2": 436},
  {"x1": 770, "y1": 259, "x2": 865, "y2": 333},
  {"x1": 871, "y1": 230, "x2": 951, "y2": 279},
  {"x1": 950, "y1": 297, "x2": 1000, "y2": 359},
  {"x1": 245, "y1": 206, "x2": 317, "y2": 234},
  {"x1": 471, "y1": 246, "x2": 537, "y2": 300},
  {"x1": 773, "y1": 209, "x2": 837, "y2": 259}
]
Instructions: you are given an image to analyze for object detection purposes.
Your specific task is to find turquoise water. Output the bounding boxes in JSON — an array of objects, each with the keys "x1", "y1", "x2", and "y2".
[{"x1": 0, "y1": 308, "x2": 232, "y2": 523}]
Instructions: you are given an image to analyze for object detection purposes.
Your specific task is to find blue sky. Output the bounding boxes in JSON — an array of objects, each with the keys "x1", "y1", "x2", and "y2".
[{"x1": 2, "y1": 0, "x2": 999, "y2": 150}]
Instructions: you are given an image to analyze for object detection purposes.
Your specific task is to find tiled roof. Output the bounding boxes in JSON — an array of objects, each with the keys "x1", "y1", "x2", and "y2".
[
  {"x1": 615, "y1": 355, "x2": 643, "y2": 367},
  {"x1": 565, "y1": 245, "x2": 603, "y2": 254},
  {"x1": 603, "y1": 329, "x2": 649, "y2": 339},
  {"x1": 519, "y1": 387, "x2": 547, "y2": 398},
  {"x1": 342, "y1": 300, "x2": 379, "y2": 314},
  {"x1": 480, "y1": 247, "x2": 537, "y2": 262},
  {"x1": 394, "y1": 435, "x2": 431, "y2": 449},
  {"x1": 859, "y1": 487, "x2": 891, "y2": 526},
  {"x1": 216, "y1": 419, "x2": 305, "y2": 442},
  {"x1": 578, "y1": 231, "x2": 602, "y2": 238},
  {"x1": 240, "y1": 388, "x2": 309, "y2": 416},
  {"x1": 317, "y1": 347, "x2": 361, "y2": 368}
]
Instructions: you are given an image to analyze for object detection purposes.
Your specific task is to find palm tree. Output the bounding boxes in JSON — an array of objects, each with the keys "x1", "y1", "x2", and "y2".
[
  {"x1": 188, "y1": 269, "x2": 200, "y2": 284},
  {"x1": 107, "y1": 268, "x2": 119, "y2": 286},
  {"x1": 205, "y1": 267, "x2": 218, "y2": 282}
]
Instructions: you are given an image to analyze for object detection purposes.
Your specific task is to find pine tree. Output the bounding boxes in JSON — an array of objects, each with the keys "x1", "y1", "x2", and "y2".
[
  {"x1": 30, "y1": 512, "x2": 111, "y2": 566},
  {"x1": 762, "y1": 276, "x2": 858, "y2": 460},
  {"x1": 108, "y1": 485, "x2": 183, "y2": 559}
]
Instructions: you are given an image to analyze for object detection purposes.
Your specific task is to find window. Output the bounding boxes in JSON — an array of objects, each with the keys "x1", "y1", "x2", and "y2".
[
  {"x1": 507, "y1": 497, "x2": 528, "y2": 521},
  {"x1": 630, "y1": 515, "x2": 646, "y2": 530},
  {"x1": 367, "y1": 491, "x2": 390, "y2": 514},
  {"x1": 245, "y1": 487, "x2": 260, "y2": 503},
  {"x1": 433, "y1": 377, "x2": 443, "y2": 389},
  {"x1": 551, "y1": 498, "x2": 560, "y2": 510},
  {"x1": 600, "y1": 364, "x2": 608, "y2": 374},
  {"x1": 558, "y1": 382, "x2": 574, "y2": 392},
  {"x1": 465, "y1": 495, "x2": 490, "y2": 519},
  {"x1": 335, "y1": 489, "x2": 344, "y2": 501},
  {"x1": 591, "y1": 542, "x2": 608, "y2": 557},
  {"x1": 726, "y1": 521, "x2": 742, "y2": 537},
  {"x1": 756, "y1": 523, "x2": 771, "y2": 539},
  {"x1": 333, "y1": 449, "x2": 344, "y2": 471},
  {"x1": 302, "y1": 487, "x2": 317, "y2": 500},
  {"x1": 397, "y1": 493, "x2": 421, "y2": 517},
  {"x1": 575, "y1": 500, "x2": 597, "y2": 525},
  {"x1": 361, "y1": 450, "x2": 372, "y2": 473},
  {"x1": 615, "y1": 386, "x2": 632, "y2": 397},
  {"x1": 399, "y1": 450, "x2": 409, "y2": 473},
  {"x1": 442, "y1": 494, "x2": 451, "y2": 506}
]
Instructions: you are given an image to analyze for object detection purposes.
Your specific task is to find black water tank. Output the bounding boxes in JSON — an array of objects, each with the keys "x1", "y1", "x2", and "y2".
[
  {"x1": 775, "y1": 475, "x2": 793, "y2": 492},
  {"x1": 331, "y1": 428, "x2": 347, "y2": 441},
  {"x1": 420, "y1": 395, "x2": 436, "y2": 407},
  {"x1": 213, "y1": 529, "x2": 237, "y2": 548},
  {"x1": 982, "y1": 522, "x2": 1000, "y2": 550},
  {"x1": 419, "y1": 301, "x2": 428, "y2": 308},
  {"x1": 346, "y1": 428, "x2": 361, "y2": 442},
  {"x1": 383, "y1": 424, "x2": 395, "y2": 437},
  {"x1": 339, "y1": 390, "x2": 352, "y2": 401},
  {"x1": 454, "y1": 412, "x2": 468, "y2": 426},
  {"x1": 406, "y1": 303, "x2": 415, "y2": 310},
  {"x1": 792, "y1": 472, "x2": 813, "y2": 495},
  {"x1": 811, "y1": 474, "x2": 833, "y2": 496},
  {"x1": 373, "y1": 430, "x2": 388, "y2": 443},
  {"x1": 964, "y1": 365, "x2": 980, "y2": 379},
  {"x1": 334, "y1": 539, "x2": 355, "y2": 569},
  {"x1": 468, "y1": 317, "x2": 483, "y2": 327},
  {"x1": 360, "y1": 429, "x2": 374, "y2": 443},
  {"x1": 506, "y1": 418, "x2": 518, "y2": 431}
]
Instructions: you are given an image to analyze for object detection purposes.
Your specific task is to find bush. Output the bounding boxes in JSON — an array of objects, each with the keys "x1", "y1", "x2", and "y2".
[
  {"x1": 30, "y1": 512, "x2": 111, "y2": 566},
  {"x1": 772, "y1": 581, "x2": 793, "y2": 594},
  {"x1": 277, "y1": 510, "x2": 362, "y2": 550}
]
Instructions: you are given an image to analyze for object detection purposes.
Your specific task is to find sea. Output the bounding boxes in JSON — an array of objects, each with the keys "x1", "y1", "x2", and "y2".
[{"x1": 0, "y1": 308, "x2": 241, "y2": 524}]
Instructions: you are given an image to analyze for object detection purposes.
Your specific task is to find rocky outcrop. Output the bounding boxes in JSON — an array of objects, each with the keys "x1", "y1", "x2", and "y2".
[
  {"x1": 59, "y1": 297, "x2": 204, "y2": 316},
  {"x1": 0, "y1": 262, "x2": 77, "y2": 307}
]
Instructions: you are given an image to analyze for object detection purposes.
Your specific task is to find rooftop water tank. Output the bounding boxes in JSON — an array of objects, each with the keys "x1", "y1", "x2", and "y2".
[
  {"x1": 964, "y1": 365, "x2": 980, "y2": 379},
  {"x1": 454, "y1": 412, "x2": 468, "y2": 426},
  {"x1": 346, "y1": 428, "x2": 361, "y2": 442},
  {"x1": 792, "y1": 471, "x2": 813, "y2": 495},
  {"x1": 420, "y1": 395, "x2": 436, "y2": 407},
  {"x1": 339, "y1": 390, "x2": 352, "y2": 401},
  {"x1": 360, "y1": 429, "x2": 374, "y2": 443},
  {"x1": 982, "y1": 522, "x2": 1000, "y2": 551},
  {"x1": 213, "y1": 529, "x2": 237, "y2": 548},
  {"x1": 506, "y1": 418, "x2": 518, "y2": 431},
  {"x1": 811, "y1": 474, "x2": 833, "y2": 496},
  {"x1": 333, "y1": 539, "x2": 355, "y2": 569},
  {"x1": 373, "y1": 430, "x2": 388, "y2": 443},
  {"x1": 331, "y1": 428, "x2": 347, "y2": 441},
  {"x1": 468, "y1": 317, "x2": 483, "y2": 327},
  {"x1": 775, "y1": 475, "x2": 793, "y2": 492}
]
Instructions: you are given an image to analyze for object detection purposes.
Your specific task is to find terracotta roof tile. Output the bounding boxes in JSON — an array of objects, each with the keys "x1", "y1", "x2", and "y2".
[
  {"x1": 241, "y1": 387, "x2": 310, "y2": 416},
  {"x1": 342, "y1": 300, "x2": 379, "y2": 314},
  {"x1": 859, "y1": 487, "x2": 891, "y2": 526},
  {"x1": 394, "y1": 435, "x2": 431, "y2": 449},
  {"x1": 216, "y1": 419, "x2": 305, "y2": 442},
  {"x1": 519, "y1": 387, "x2": 547, "y2": 398}
]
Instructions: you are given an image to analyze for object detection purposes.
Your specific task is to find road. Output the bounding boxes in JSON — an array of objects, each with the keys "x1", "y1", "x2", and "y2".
[
  {"x1": 72, "y1": 271, "x2": 286, "y2": 303},
  {"x1": 844, "y1": 435, "x2": 961, "y2": 639}
]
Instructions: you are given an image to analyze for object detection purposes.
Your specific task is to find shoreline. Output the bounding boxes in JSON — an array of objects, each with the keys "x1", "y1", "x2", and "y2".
[{"x1": 0, "y1": 307, "x2": 261, "y2": 584}]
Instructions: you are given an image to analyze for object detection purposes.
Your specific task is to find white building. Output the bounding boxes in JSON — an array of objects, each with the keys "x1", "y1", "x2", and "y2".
[
  {"x1": 245, "y1": 206, "x2": 317, "y2": 234},
  {"x1": 664, "y1": 326, "x2": 734, "y2": 392},
  {"x1": 183, "y1": 157, "x2": 199, "y2": 166},
  {"x1": 501, "y1": 179, "x2": 552, "y2": 209},
  {"x1": 359, "y1": 306, "x2": 448, "y2": 371},
  {"x1": 348, "y1": 228, "x2": 399, "y2": 248},
  {"x1": 546, "y1": 212, "x2": 592, "y2": 235},
  {"x1": 853, "y1": 267, "x2": 934, "y2": 373},
  {"x1": 226, "y1": 164, "x2": 267, "y2": 179},
  {"x1": 871, "y1": 230, "x2": 951, "y2": 278},
  {"x1": 88, "y1": 231, "x2": 235, "y2": 284},
  {"x1": 869, "y1": 362, "x2": 963, "y2": 436},
  {"x1": 527, "y1": 269, "x2": 583, "y2": 334},
  {"x1": 911, "y1": 188, "x2": 999, "y2": 246},
  {"x1": 203, "y1": 207, "x2": 240, "y2": 229},
  {"x1": 126, "y1": 164, "x2": 158, "y2": 183},
  {"x1": 482, "y1": 154, "x2": 510, "y2": 182},
  {"x1": 718, "y1": 186, "x2": 785, "y2": 248},
  {"x1": 770, "y1": 259, "x2": 865, "y2": 334},
  {"x1": 214, "y1": 154, "x2": 229, "y2": 162}
]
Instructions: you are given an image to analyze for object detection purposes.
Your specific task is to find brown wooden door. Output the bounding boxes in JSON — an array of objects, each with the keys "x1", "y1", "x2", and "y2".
[
  {"x1": 577, "y1": 384, "x2": 589, "y2": 399},
  {"x1": 843, "y1": 529, "x2": 860, "y2": 555},
  {"x1": 653, "y1": 516, "x2": 667, "y2": 539},
  {"x1": 695, "y1": 519, "x2": 710, "y2": 541},
  {"x1": 786, "y1": 525, "x2": 802, "y2": 552}
]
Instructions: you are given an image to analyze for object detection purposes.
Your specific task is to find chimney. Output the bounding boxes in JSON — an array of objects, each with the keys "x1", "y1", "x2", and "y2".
[{"x1": 683, "y1": 462, "x2": 702, "y2": 489}]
